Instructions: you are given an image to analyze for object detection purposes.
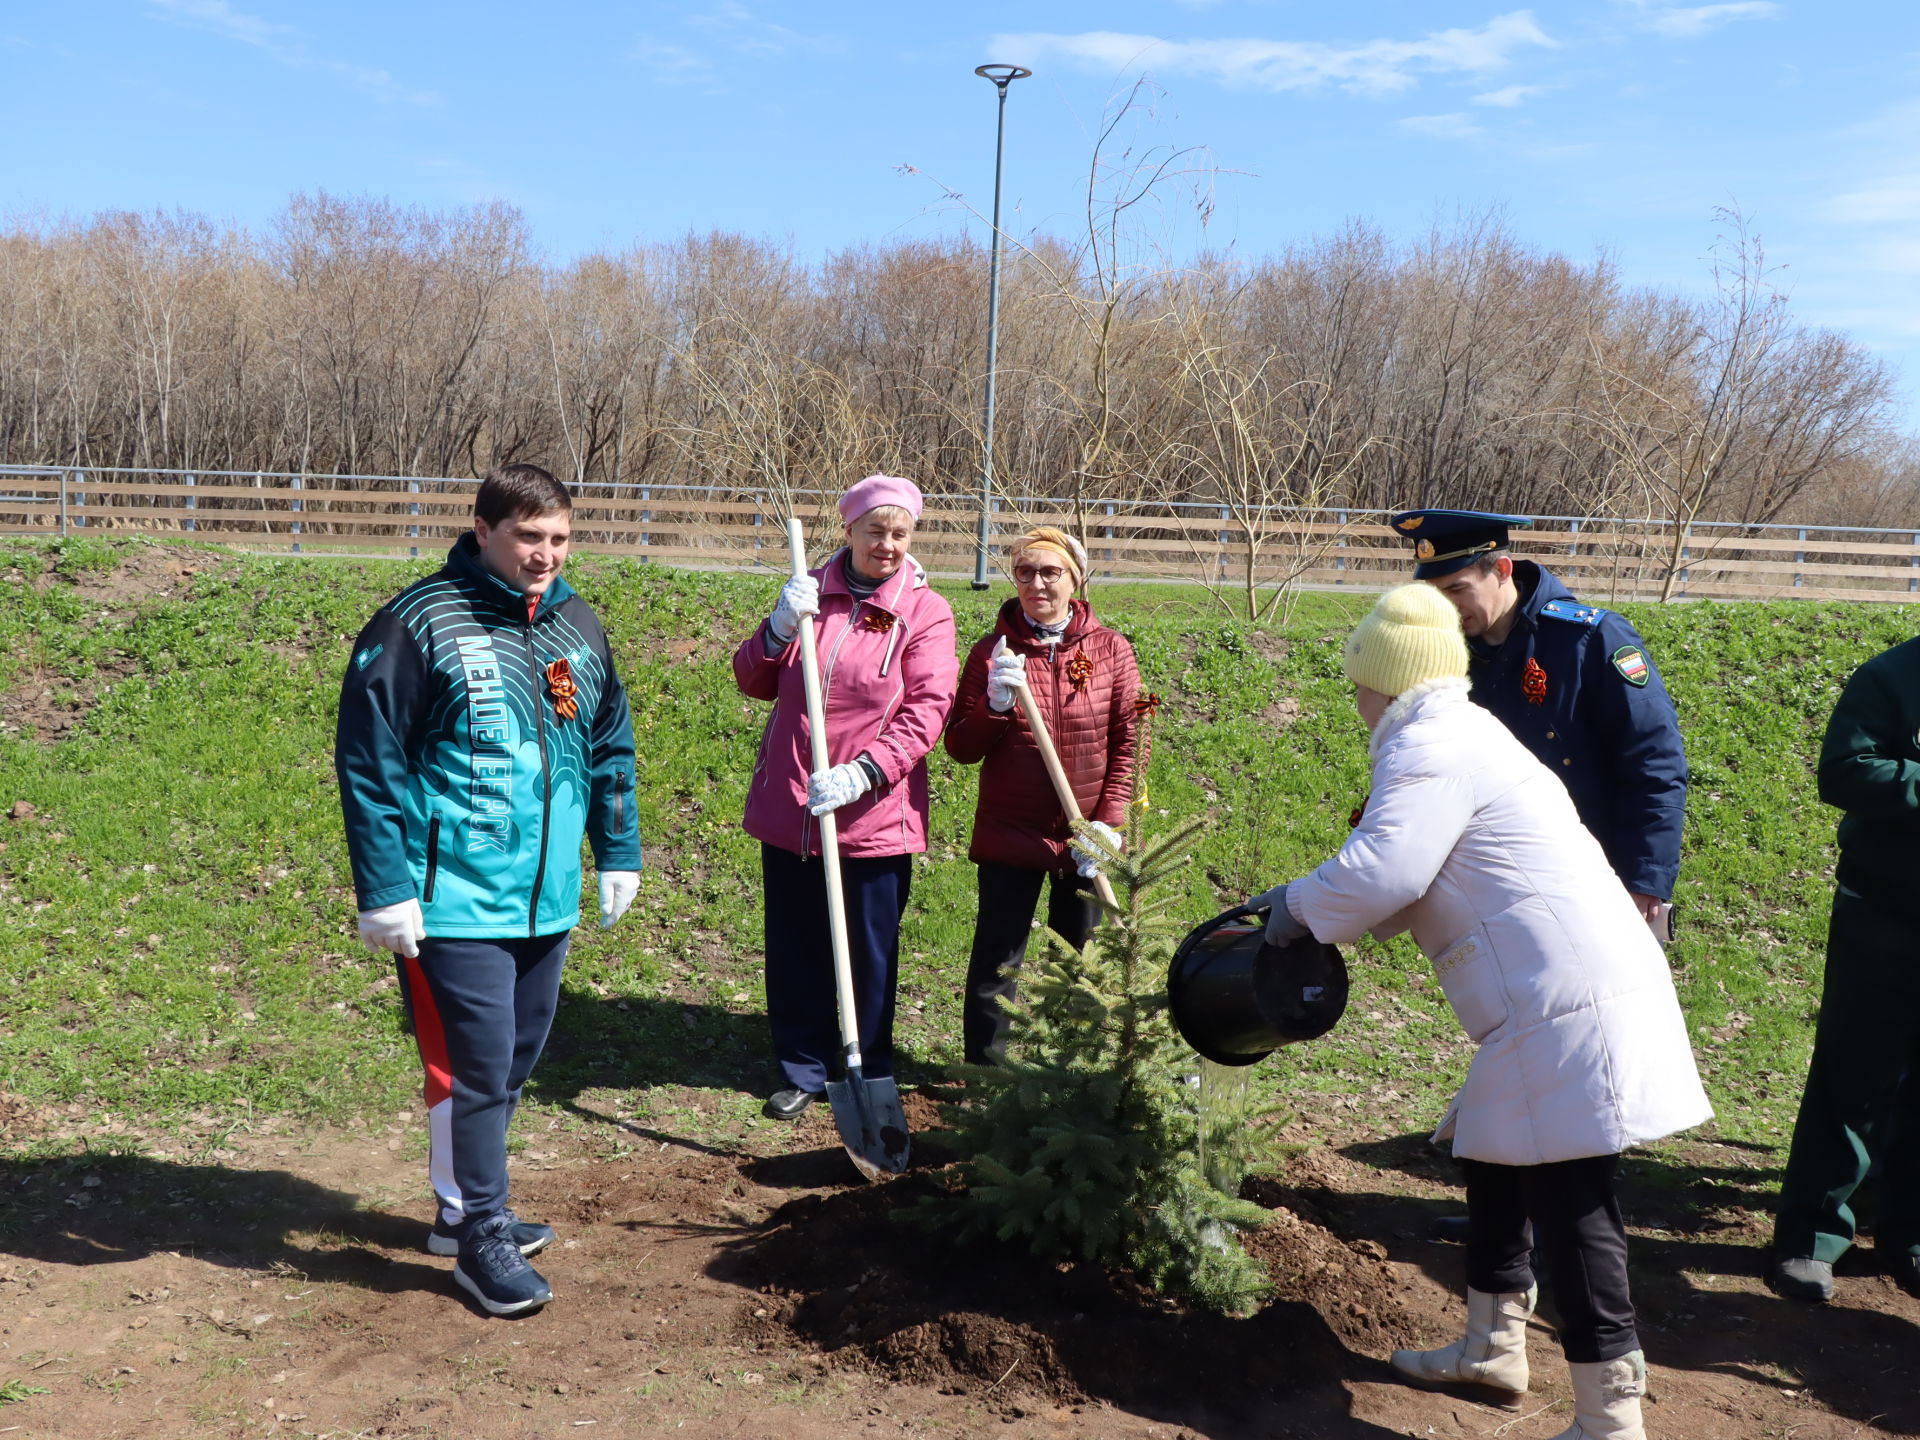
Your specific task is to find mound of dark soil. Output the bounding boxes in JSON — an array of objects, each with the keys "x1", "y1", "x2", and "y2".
[{"x1": 716, "y1": 1163, "x2": 1427, "y2": 1420}]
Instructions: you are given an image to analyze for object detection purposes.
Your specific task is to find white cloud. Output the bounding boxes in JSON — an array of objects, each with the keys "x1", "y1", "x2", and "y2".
[
  {"x1": 687, "y1": 1, "x2": 838, "y2": 59},
  {"x1": 1400, "y1": 112, "x2": 1485, "y2": 140},
  {"x1": 1618, "y1": 1, "x2": 1782, "y2": 39},
  {"x1": 1829, "y1": 180, "x2": 1920, "y2": 226},
  {"x1": 630, "y1": 38, "x2": 716, "y2": 85},
  {"x1": 993, "y1": 11, "x2": 1556, "y2": 99},
  {"x1": 146, "y1": 0, "x2": 437, "y2": 104},
  {"x1": 1472, "y1": 83, "x2": 1550, "y2": 107}
]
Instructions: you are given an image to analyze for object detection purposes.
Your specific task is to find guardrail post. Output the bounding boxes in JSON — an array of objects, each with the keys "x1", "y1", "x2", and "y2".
[
  {"x1": 1218, "y1": 507, "x2": 1230, "y2": 581},
  {"x1": 1795, "y1": 527, "x2": 1806, "y2": 588},
  {"x1": 1102, "y1": 501, "x2": 1115, "y2": 575},
  {"x1": 60, "y1": 470, "x2": 71, "y2": 536},
  {"x1": 1336, "y1": 509, "x2": 1348, "y2": 580},
  {"x1": 73, "y1": 470, "x2": 86, "y2": 528},
  {"x1": 291, "y1": 474, "x2": 303, "y2": 554},
  {"x1": 1911, "y1": 534, "x2": 1919, "y2": 593},
  {"x1": 752, "y1": 497, "x2": 764, "y2": 550},
  {"x1": 1568, "y1": 517, "x2": 1580, "y2": 555},
  {"x1": 640, "y1": 485, "x2": 652, "y2": 563},
  {"x1": 408, "y1": 478, "x2": 421, "y2": 559},
  {"x1": 184, "y1": 472, "x2": 197, "y2": 531}
]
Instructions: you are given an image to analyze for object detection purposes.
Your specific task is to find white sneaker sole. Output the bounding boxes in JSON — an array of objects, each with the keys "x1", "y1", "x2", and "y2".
[
  {"x1": 428, "y1": 1229, "x2": 554, "y2": 1259},
  {"x1": 454, "y1": 1263, "x2": 552, "y2": 1316}
]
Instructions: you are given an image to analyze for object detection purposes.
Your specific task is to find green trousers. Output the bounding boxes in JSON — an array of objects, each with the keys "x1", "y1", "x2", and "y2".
[{"x1": 1774, "y1": 884, "x2": 1920, "y2": 1264}]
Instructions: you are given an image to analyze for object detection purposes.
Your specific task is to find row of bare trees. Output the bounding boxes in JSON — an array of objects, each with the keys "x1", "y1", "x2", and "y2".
[{"x1": 1, "y1": 192, "x2": 1910, "y2": 569}]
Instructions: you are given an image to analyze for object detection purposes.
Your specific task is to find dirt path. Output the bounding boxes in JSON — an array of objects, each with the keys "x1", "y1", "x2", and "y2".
[{"x1": 1, "y1": 1097, "x2": 1913, "y2": 1439}]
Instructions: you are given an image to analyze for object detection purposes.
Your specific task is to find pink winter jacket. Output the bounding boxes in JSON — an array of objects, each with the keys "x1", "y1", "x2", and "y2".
[{"x1": 734, "y1": 552, "x2": 958, "y2": 859}]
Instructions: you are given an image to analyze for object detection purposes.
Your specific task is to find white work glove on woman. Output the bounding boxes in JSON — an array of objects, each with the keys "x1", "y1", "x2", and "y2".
[
  {"x1": 1074, "y1": 820, "x2": 1122, "y2": 879},
  {"x1": 357, "y1": 898, "x2": 425, "y2": 958},
  {"x1": 598, "y1": 871, "x2": 640, "y2": 929},
  {"x1": 1249, "y1": 883, "x2": 1310, "y2": 948},
  {"x1": 807, "y1": 761, "x2": 873, "y2": 816},
  {"x1": 985, "y1": 638, "x2": 1028, "y2": 713},
  {"x1": 768, "y1": 575, "x2": 820, "y2": 645}
]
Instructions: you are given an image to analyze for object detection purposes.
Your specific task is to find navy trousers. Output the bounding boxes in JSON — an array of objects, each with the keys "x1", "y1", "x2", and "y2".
[
  {"x1": 1461, "y1": 1154, "x2": 1638, "y2": 1363},
  {"x1": 963, "y1": 861, "x2": 1097, "y2": 1065},
  {"x1": 396, "y1": 933, "x2": 569, "y2": 1226},
  {"x1": 761, "y1": 842, "x2": 910, "y2": 1093}
]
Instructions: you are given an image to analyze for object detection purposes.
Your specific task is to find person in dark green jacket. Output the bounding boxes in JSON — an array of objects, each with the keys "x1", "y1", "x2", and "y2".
[
  {"x1": 1772, "y1": 636, "x2": 1920, "y2": 1303},
  {"x1": 336, "y1": 464, "x2": 642, "y2": 1316}
]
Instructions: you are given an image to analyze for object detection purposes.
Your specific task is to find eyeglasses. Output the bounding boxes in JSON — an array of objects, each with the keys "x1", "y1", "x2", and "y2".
[{"x1": 1013, "y1": 565, "x2": 1068, "y2": 585}]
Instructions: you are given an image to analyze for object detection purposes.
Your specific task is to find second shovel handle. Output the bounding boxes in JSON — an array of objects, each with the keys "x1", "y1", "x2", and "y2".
[{"x1": 1014, "y1": 683, "x2": 1120, "y2": 911}]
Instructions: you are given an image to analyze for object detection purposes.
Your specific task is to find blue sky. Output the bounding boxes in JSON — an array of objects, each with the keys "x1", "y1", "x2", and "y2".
[{"x1": 7, "y1": 2, "x2": 1920, "y2": 417}]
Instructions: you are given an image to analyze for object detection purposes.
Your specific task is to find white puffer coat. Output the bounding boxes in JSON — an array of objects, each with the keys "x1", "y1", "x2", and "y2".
[{"x1": 1286, "y1": 677, "x2": 1711, "y2": 1166}]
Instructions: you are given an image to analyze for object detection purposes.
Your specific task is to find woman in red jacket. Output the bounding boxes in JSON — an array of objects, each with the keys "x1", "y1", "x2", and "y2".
[{"x1": 945, "y1": 527, "x2": 1142, "y2": 1065}]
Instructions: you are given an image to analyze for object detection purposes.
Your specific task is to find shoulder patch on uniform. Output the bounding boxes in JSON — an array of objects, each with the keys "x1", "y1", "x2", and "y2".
[
  {"x1": 1540, "y1": 598, "x2": 1606, "y2": 626},
  {"x1": 355, "y1": 643, "x2": 384, "y2": 671},
  {"x1": 1611, "y1": 645, "x2": 1650, "y2": 686}
]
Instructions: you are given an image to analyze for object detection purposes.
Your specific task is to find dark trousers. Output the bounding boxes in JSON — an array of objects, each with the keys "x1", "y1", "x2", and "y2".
[
  {"x1": 1461, "y1": 1154, "x2": 1637, "y2": 1364},
  {"x1": 1775, "y1": 884, "x2": 1920, "y2": 1264},
  {"x1": 396, "y1": 933, "x2": 569, "y2": 1227},
  {"x1": 762, "y1": 842, "x2": 911, "y2": 1093},
  {"x1": 963, "y1": 861, "x2": 1097, "y2": 1065}
]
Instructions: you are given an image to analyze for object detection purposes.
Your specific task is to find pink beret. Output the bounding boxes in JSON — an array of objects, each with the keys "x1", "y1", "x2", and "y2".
[{"x1": 837, "y1": 474, "x2": 923, "y2": 523}]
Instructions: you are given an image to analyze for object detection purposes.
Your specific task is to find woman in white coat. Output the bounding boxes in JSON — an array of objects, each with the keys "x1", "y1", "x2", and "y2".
[{"x1": 1252, "y1": 583, "x2": 1710, "y2": 1440}]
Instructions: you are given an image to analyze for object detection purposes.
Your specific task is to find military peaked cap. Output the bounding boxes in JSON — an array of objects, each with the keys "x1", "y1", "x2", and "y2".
[{"x1": 1388, "y1": 508, "x2": 1533, "y2": 579}]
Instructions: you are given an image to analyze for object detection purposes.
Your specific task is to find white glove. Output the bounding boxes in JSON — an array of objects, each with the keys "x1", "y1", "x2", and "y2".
[
  {"x1": 598, "y1": 870, "x2": 640, "y2": 929},
  {"x1": 769, "y1": 575, "x2": 820, "y2": 644},
  {"x1": 358, "y1": 898, "x2": 425, "y2": 958},
  {"x1": 1249, "y1": 884, "x2": 1310, "y2": 948},
  {"x1": 1073, "y1": 820, "x2": 1122, "y2": 879},
  {"x1": 985, "y1": 637, "x2": 1027, "y2": 712},
  {"x1": 807, "y1": 761, "x2": 873, "y2": 816}
]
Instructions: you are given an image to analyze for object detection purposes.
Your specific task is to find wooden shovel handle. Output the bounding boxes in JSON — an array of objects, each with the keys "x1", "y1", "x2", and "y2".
[{"x1": 1014, "y1": 680, "x2": 1120, "y2": 911}]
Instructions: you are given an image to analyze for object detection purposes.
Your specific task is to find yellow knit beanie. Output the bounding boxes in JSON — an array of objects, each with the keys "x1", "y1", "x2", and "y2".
[{"x1": 1342, "y1": 583, "x2": 1469, "y2": 696}]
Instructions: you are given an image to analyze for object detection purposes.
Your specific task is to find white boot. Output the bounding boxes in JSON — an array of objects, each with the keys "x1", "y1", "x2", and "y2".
[
  {"x1": 1389, "y1": 1285, "x2": 1535, "y2": 1406},
  {"x1": 1547, "y1": 1351, "x2": 1648, "y2": 1440}
]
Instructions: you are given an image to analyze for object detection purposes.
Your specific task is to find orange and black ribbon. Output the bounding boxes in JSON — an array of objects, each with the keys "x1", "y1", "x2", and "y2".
[
  {"x1": 546, "y1": 657, "x2": 579, "y2": 722},
  {"x1": 1522, "y1": 657, "x2": 1548, "y2": 706},
  {"x1": 1131, "y1": 692, "x2": 1162, "y2": 811},
  {"x1": 1066, "y1": 653, "x2": 1094, "y2": 692}
]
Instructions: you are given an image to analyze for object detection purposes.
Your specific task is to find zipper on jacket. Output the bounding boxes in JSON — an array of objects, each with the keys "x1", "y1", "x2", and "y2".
[
  {"x1": 878, "y1": 618, "x2": 902, "y2": 677},
  {"x1": 524, "y1": 619, "x2": 553, "y2": 936},
  {"x1": 614, "y1": 768, "x2": 628, "y2": 836},
  {"x1": 423, "y1": 815, "x2": 442, "y2": 904}
]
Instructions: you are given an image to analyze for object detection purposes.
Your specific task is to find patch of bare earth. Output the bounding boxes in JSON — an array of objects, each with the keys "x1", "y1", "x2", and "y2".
[
  {"x1": 2, "y1": 1108, "x2": 1915, "y2": 1439},
  {"x1": 1, "y1": 545, "x2": 232, "y2": 743}
]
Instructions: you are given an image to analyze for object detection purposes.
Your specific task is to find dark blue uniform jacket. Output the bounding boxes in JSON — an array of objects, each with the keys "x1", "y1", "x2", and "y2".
[{"x1": 1467, "y1": 562, "x2": 1687, "y2": 900}]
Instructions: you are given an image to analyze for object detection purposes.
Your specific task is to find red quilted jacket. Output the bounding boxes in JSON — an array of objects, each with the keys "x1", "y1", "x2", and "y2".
[{"x1": 945, "y1": 597, "x2": 1141, "y2": 873}]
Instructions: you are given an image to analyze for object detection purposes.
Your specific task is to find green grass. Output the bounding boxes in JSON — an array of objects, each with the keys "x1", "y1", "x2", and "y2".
[{"x1": 0, "y1": 537, "x2": 1905, "y2": 1155}]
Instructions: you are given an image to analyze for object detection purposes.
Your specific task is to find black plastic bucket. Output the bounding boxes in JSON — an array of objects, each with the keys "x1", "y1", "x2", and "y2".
[{"x1": 1166, "y1": 906, "x2": 1348, "y2": 1066}]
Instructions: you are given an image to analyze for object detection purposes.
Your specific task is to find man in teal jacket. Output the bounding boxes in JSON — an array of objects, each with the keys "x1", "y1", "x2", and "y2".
[
  {"x1": 1772, "y1": 636, "x2": 1920, "y2": 1302},
  {"x1": 336, "y1": 463, "x2": 641, "y2": 1315}
]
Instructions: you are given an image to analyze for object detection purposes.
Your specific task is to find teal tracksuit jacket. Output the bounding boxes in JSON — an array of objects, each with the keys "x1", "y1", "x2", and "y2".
[{"x1": 335, "y1": 534, "x2": 641, "y2": 937}]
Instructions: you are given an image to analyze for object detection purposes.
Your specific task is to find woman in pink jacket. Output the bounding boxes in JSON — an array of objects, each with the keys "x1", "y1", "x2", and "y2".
[{"x1": 732, "y1": 475, "x2": 958, "y2": 1119}]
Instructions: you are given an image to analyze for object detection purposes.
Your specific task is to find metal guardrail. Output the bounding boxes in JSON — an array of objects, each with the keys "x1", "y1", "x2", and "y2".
[{"x1": 3, "y1": 465, "x2": 1917, "y2": 603}]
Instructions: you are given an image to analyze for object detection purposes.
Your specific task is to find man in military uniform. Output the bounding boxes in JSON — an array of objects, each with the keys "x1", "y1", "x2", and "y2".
[
  {"x1": 1390, "y1": 509, "x2": 1689, "y2": 1250},
  {"x1": 1389, "y1": 509, "x2": 1687, "y2": 923},
  {"x1": 1770, "y1": 638, "x2": 1920, "y2": 1303}
]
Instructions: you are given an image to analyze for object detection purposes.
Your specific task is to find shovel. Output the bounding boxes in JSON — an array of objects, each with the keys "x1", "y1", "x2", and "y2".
[
  {"x1": 1005, "y1": 638, "x2": 1120, "y2": 912},
  {"x1": 785, "y1": 517, "x2": 910, "y2": 1181}
]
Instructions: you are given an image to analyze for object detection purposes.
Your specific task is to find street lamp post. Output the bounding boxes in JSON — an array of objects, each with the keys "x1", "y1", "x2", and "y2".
[{"x1": 971, "y1": 62, "x2": 1031, "y2": 590}]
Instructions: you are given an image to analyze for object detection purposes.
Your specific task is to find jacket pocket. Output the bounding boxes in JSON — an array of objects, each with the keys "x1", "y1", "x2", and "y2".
[
  {"x1": 1429, "y1": 929, "x2": 1509, "y2": 1042},
  {"x1": 423, "y1": 814, "x2": 442, "y2": 904}
]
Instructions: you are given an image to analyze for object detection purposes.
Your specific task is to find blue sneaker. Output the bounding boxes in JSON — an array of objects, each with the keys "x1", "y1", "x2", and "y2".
[
  {"x1": 454, "y1": 1212, "x2": 553, "y2": 1316},
  {"x1": 427, "y1": 1208, "x2": 554, "y2": 1258}
]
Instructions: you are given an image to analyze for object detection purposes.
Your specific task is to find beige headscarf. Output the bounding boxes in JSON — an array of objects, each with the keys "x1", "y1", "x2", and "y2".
[{"x1": 1009, "y1": 526, "x2": 1087, "y2": 588}]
